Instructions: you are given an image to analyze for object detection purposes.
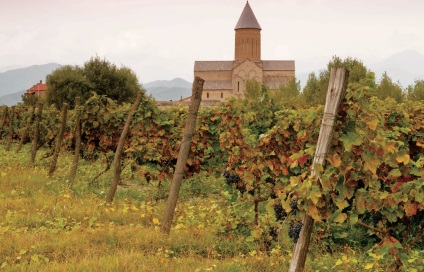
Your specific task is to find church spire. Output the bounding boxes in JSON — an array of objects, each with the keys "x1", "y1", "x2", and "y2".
[
  {"x1": 234, "y1": 2, "x2": 261, "y2": 61},
  {"x1": 235, "y1": 1, "x2": 261, "y2": 30}
]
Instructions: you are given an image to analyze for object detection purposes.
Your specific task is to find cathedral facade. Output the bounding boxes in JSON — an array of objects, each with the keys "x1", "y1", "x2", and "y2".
[{"x1": 194, "y1": 2, "x2": 295, "y2": 102}]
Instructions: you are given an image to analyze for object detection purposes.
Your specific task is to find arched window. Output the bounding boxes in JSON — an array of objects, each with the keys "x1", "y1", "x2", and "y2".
[
  {"x1": 238, "y1": 82, "x2": 240, "y2": 92},
  {"x1": 221, "y1": 93, "x2": 223, "y2": 99},
  {"x1": 207, "y1": 92, "x2": 209, "y2": 98}
]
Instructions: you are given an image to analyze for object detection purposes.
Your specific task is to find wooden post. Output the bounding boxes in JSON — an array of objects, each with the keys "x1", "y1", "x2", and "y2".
[
  {"x1": 0, "y1": 107, "x2": 8, "y2": 140},
  {"x1": 5, "y1": 106, "x2": 15, "y2": 151},
  {"x1": 17, "y1": 105, "x2": 36, "y2": 153},
  {"x1": 48, "y1": 103, "x2": 69, "y2": 177},
  {"x1": 289, "y1": 67, "x2": 349, "y2": 272},
  {"x1": 30, "y1": 102, "x2": 43, "y2": 166},
  {"x1": 69, "y1": 97, "x2": 81, "y2": 187},
  {"x1": 160, "y1": 76, "x2": 204, "y2": 234},
  {"x1": 106, "y1": 92, "x2": 144, "y2": 202}
]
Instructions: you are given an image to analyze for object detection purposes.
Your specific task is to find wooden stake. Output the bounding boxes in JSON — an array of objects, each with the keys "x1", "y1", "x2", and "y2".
[
  {"x1": 30, "y1": 102, "x2": 43, "y2": 166},
  {"x1": 106, "y1": 92, "x2": 144, "y2": 202},
  {"x1": 0, "y1": 107, "x2": 8, "y2": 140},
  {"x1": 160, "y1": 76, "x2": 204, "y2": 234},
  {"x1": 17, "y1": 105, "x2": 36, "y2": 153},
  {"x1": 69, "y1": 97, "x2": 82, "y2": 187},
  {"x1": 289, "y1": 67, "x2": 349, "y2": 272},
  {"x1": 48, "y1": 103, "x2": 69, "y2": 177},
  {"x1": 5, "y1": 106, "x2": 15, "y2": 151}
]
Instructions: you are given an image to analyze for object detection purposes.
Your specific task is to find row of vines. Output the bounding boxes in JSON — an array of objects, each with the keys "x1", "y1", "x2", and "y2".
[{"x1": 1, "y1": 73, "x2": 423, "y2": 269}]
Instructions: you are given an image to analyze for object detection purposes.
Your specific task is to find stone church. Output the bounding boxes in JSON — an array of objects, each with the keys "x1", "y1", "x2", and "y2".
[{"x1": 194, "y1": 1, "x2": 295, "y2": 102}]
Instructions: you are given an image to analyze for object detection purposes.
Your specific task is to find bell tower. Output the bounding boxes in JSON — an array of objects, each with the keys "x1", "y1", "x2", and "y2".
[{"x1": 234, "y1": 1, "x2": 261, "y2": 61}]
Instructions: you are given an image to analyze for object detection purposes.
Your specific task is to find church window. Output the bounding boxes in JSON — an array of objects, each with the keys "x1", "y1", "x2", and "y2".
[
  {"x1": 238, "y1": 82, "x2": 240, "y2": 92},
  {"x1": 221, "y1": 93, "x2": 223, "y2": 98},
  {"x1": 207, "y1": 92, "x2": 209, "y2": 98}
]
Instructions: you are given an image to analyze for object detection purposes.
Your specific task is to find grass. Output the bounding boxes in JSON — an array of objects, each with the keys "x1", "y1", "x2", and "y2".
[{"x1": 0, "y1": 143, "x2": 422, "y2": 271}]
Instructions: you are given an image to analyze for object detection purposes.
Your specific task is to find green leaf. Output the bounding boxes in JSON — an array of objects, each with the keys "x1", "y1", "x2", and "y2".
[
  {"x1": 340, "y1": 132, "x2": 363, "y2": 151},
  {"x1": 388, "y1": 169, "x2": 402, "y2": 177}
]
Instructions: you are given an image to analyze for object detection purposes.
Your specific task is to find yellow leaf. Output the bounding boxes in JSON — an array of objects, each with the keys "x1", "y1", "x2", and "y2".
[
  {"x1": 140, "y1": 214, "x2": 145, "y2": 218},
  {"x1": 152, "y1": 218, "x2": 160, "y2": 224},
  {"x1": 366, "y1": 119, "x2": 378, "y2": 130},
  {"x1": 334, "y1": 212, "x2": 347, "y2": 223},
  {"x1": 63, "y1": 194, "x2": 71, "y2": 199},
  {"x1": 396, "y1": 153, "x2": 410, "y2": 165},
  {"x1": 158, "y1": 129, "x2": 165, "y2": 136},
  {"x1": 328, "y1": 153, "x2": 342, "y2": 168},
  {"x1": 363, "y1": 157, "x2": 380, "y2": 175},
  {"x1": 364, "y1": 263, "x2": 373, "y2": 269},
  {"x1": 417, "y1": 141, "x2": 424, "y2": 148}
]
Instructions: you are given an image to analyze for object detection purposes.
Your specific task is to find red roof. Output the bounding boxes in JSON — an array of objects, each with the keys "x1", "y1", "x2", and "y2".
[{"x1": 25, "y1": 81, "x2": 47, "y2": 94}]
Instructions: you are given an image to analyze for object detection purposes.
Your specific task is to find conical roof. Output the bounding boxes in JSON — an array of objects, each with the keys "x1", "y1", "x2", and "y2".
[{"x1": 235, "y1": 2, "x2": 261, "y2": 30}]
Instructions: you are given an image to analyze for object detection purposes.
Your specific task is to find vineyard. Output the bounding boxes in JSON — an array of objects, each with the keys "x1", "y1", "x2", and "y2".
[{"x1": 1, "y1": 73, "x2": 424, "y2": 271}]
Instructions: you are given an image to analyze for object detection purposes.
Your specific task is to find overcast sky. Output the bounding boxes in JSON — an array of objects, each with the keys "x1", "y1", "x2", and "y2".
[{"x1": 1, "y1": 0, "x2": 423, "y2": 83}]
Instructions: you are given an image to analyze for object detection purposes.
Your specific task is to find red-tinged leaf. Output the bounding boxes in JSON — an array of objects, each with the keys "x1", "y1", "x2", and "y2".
[
  {"x1": 385, "y1": 141, "x2": 396, "y2": 153},
  {"x1": 404, "y1": 201, "x2": 418, "y2": 217},
  {"x1": 298, "y1": 154, "x2": 310, "y2": 167},
  {"x1": 308, "y1": 205, "x2": 321, "y2": 222}
]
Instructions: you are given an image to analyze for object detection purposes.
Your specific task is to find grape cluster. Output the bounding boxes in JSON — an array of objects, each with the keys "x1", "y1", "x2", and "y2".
[
  {"x1": 290, "y1": 199, "x2": 299, "y2": 213},
  {"x1": 223, "y1": 171, "x2": 241, "y2": 185},
  {"x1": 223, "y1": 171, "x2": 254, "y2": 195},
  {"x1": 274, "y1": 202, "x2": 287, "y2": 222},
  {"x1": 288, "y1": 221, "x2": 303, "y2": 243},
  {"x1": 269, "y1": 227, "x2": 279, "y2": 241},
  {"x1": 265, "y1": 177, "x2": 276, "y2": 185}
]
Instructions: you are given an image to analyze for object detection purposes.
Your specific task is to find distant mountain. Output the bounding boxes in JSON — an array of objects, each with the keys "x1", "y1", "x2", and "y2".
[
  {"x1": 144, "y1": 78, "x2": 192, "y2": 101},
  {"x1": 369, "y1": 50, "x2": 424, "y2": 87},
  {"x1": 0, "y1": 90, "x2": 26, "y2": 106},
  {"x1": 0, "y1": 63, "x2": 61, "y2": 97},
  {"x1": 0, "y1": 65, "x2": 24, "y2": 73}
]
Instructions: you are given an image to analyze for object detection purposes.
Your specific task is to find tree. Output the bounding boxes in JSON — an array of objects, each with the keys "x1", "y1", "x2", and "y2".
[
  {"x1": 82, "y1": 56, "x2": 141, "y2": 104},
  {"x1": 302, "y1": 71, "x2": 329, "y2": 106},
  {"x1": 46, "y1": 65, "x2": 92, "y2": 109},
  {"x1": 21, "y1": 93, "x2": 41, "y2": 106},
  {"x1": 407, "y1": 79, "x2": 424, "y2": 101},
  {"x1": 243, "y1": 79, "x2": 263, "y2": 100},
  {"x1": 302, "y1": 56, "x2": 371, "y2": 106},
  {"x1": 46, "y1": 56, "x2": 143, "y2": 109},
  {"x1": 269, "y1": 77, "x2": 304, "y2": 107},
  {"x1": 375, "y1": 72, "x2": 405, "y2": 103}
]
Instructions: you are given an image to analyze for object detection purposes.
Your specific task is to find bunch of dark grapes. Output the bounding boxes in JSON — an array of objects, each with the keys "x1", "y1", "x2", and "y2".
[
  {"x1": 412, "y1": 210, "x2": 424, "y2": 225},
  {"x1": 265, "y1": 177, "x2": 276, "y2": 185},
  {"x1": 223, "y1": 171, "x2": 241, "y2": 185},
  {"x1": 269, "y1": 227, "x2": 279, "y2": 241},
  {"x1": 288, "y1": 221, "x2": 303, "y2": 243},
  {"x1": 290, "y1": 199, "x2": 299, "y2": 213},
  {"x1": 223, "y1": 171, "x2": 253, "y2": 195},
  {"x1": 274, "y1": 202, "x2": 287, "y2": 222},
  {"x1": 270, "y1": 190, "x2": 277, "y2": 199},
  {"x1": 371, "y1": 211, "x2": 383, "y2": 225}
]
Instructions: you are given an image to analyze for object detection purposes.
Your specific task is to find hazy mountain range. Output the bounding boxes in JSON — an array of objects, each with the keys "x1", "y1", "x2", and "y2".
[{"x1": 1, "y1": 50, "x2": 423, "y2": 106}]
